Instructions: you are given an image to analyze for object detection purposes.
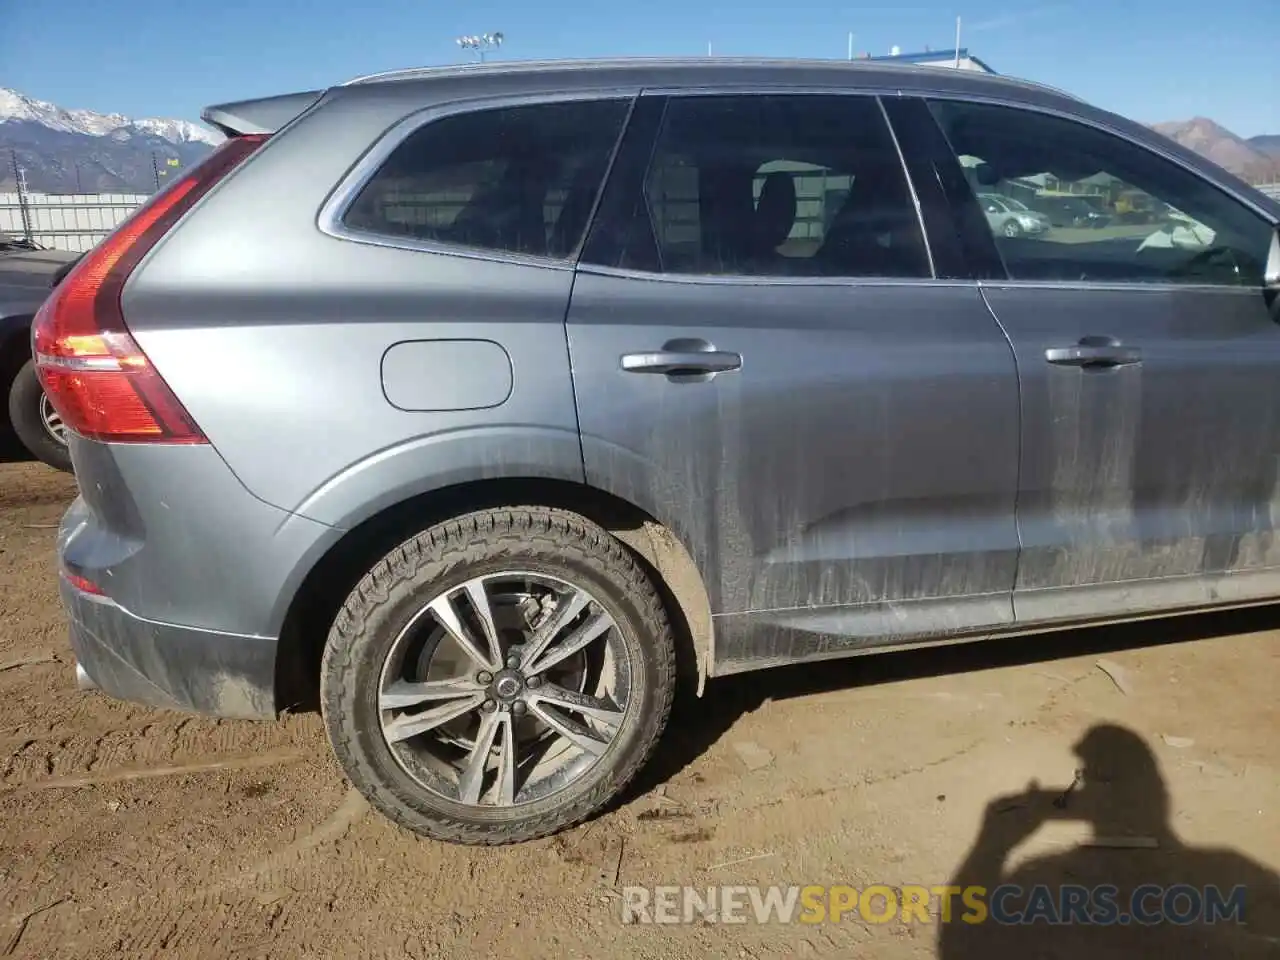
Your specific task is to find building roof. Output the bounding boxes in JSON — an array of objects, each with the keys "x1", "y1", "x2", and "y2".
[{"x1": 867, "y1": 47, "x2": 998, "y2": 73}]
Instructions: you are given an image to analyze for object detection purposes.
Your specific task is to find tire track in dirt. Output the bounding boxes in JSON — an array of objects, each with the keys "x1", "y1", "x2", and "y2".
[
  {"x1": 1, "y1": 713, "x2": 326, "y2": 788},
  {"x1": 187, "y1": 787, "x2": 370, "y2": 899},
  {"x1": 0, "y1": 757, "x2": 354, "y2": 959},
  {"x1": 5, "y1": 748, "x2": 308, "y2": 793},
  {"x1": 24, "y1": 788, "x2": 372, "y2": 960}
]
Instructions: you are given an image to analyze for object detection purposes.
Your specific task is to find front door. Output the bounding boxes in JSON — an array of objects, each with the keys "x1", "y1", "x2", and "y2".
[
  {"x1": 566, "y1": 92, "x2": 1022, "y2": 671},
  {"x1": 927, "y1": 98, "x2": 1280, "y2": 622}
]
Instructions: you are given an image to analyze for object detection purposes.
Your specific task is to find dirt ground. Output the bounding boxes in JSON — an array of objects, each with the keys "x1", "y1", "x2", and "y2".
[{"x1": 1, "y1": 457, "x2": 1278, "y2": 959}]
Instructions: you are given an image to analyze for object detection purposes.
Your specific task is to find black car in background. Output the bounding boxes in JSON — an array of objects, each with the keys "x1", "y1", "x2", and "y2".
[
  {"x1": 1030, "y1": 194, "x2": 1111, "y2": 228},
  {"x1": 1, "y1": 234, "x2": 80, "y2": 471}
]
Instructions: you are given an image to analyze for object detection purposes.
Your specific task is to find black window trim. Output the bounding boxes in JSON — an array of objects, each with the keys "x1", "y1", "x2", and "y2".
[
  {"x1": 918, "y1": 92, "x2": 1280, "y2": 294},
  {"x1": 579, "y1": 95, "x2": 669, "y2": 273},
  {"x1": 877, "y1": 96, "x2": 937, "y2": 279},
  {"x1": 316, "y1": 89, "x2": 641, "y2": 269},
  {"x1": 578, "y1": 85, "x2": 944, "y2": 285},
  {"x1": 879, "y1": 94, "x2": 1005, "y2": 281}
]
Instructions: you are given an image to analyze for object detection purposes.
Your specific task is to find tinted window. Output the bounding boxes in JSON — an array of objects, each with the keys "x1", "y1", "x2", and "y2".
[
  {"x1": 930, "y1": 100, "x2": 1273, "y2": 286},
  {"x1": 602, "y1": 95, "x2": 931, "y2": 278},
  {"x1": 343, "y1": 99, "x2": 630, "y2": 259}
]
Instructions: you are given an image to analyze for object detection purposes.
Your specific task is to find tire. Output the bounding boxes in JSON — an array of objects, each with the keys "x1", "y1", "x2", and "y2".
[
  {"x1": 7, "y1": 359, "x2": 72, "y2": 473},
  {"x1": 1002, "y1": 219, "x2": 1023, "y2": 238},
  {"x1": 320, "y1": 506, "x2": 677, "y2": 844}
]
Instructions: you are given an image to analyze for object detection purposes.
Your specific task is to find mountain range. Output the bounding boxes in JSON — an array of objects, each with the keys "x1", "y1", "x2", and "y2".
[
  {"x1": 1149, "y1": 117, "x2": 1280, "y2": 183},
  {"x1": 1, "y1": 87, "x2": 1278, "y2": 195},
  {"x1": 0, "y1": 88, "x2": 222, "y2": 194}
]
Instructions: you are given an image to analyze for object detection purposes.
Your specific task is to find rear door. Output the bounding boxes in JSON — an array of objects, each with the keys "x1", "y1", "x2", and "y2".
[
  {"x1": 565, "y1": 91, "x2": 1022, "y2": 672},
  {"x1": 926, "y1": 98, "x2": 1280, "y2": 622}
]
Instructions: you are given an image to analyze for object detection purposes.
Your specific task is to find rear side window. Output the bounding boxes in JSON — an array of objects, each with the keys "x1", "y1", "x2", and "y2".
[
  {"x1": 595, "y1": 94, "x2": 931, "y2": 279},
  {"x1": 342, "y1": 99, "x2": 630, "y2": 259}
]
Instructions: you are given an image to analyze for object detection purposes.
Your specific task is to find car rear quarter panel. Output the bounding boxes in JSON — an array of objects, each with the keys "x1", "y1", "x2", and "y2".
[
  {"x1": 61, "y1": 439, "x2": 340, "y2": 637},
  {"x1": 119, "y1": 85, "x2": 590, "y2": 529}
]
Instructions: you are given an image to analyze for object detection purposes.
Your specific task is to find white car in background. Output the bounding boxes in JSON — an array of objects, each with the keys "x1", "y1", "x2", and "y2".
[
  {"x1": 977, "y1": 193, "x2": 1051, "y2": 238},
  {"x1": 1138, "y1": 210, "x2": 1217, "y2": 251}
]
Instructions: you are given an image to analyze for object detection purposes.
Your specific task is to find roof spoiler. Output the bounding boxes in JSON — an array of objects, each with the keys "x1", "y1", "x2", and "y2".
[{"x1": 201, "y1": 90, "x2": 324, "y2": 137}]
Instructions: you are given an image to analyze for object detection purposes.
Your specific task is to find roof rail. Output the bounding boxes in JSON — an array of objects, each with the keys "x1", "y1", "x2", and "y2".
[
  {"x1": 341, "y1": 56, "x2": 1082, "y2": 102},
  {"x1": 344, "y1": 57, "x2": 654, "y2": 85}
]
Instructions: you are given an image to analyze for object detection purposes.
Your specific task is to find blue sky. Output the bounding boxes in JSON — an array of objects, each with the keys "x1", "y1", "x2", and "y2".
[{"x1": 3, "y1": 0, "x2": 1277, "y2": 137}]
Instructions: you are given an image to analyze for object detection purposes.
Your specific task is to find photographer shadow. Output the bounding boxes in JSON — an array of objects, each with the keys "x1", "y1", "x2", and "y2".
[{"x1": 939, "y1": 723, "x2": 1280, "y2": 959}]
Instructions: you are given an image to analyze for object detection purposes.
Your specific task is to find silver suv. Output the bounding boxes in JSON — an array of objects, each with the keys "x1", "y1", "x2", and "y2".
[
  {"x1": 976, "y1": 192, "x2": 1050, "y2": 238},
  {"x1": 39, "y1": 59, "x2": 1280, "y2": 845}
]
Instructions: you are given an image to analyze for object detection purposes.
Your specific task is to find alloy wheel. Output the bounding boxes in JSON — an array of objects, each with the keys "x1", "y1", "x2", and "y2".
[{"x1": 376, "y1": 571, "x2": 631, "y2": 808}]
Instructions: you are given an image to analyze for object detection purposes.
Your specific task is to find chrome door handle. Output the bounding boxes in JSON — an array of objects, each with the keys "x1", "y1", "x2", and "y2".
[
  {"x1": 1045, "y1": 341, "x2": 1141, "y2": 369},
  {"x1": 620, "y1": 349, "x2": 742, "y2": 375}
]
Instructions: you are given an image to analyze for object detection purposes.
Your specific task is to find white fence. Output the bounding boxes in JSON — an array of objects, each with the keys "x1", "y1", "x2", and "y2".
[{"x1": 0, "y1": 192, "x2": 149, "y2": 252}]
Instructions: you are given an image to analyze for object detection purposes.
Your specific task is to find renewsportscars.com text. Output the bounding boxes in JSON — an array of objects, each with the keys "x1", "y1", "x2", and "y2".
[{"x1": 621, "y1": 883, "x2": 1248, "y2": 926}]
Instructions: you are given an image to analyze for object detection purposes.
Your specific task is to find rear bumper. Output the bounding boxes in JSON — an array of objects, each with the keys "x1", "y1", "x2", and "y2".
[
  {"x1": 56, "y1": 439, "x2": 342, "y2": 720},
  {"x1": 65, "y1": 579, "x2": 278, "y2": 719}
]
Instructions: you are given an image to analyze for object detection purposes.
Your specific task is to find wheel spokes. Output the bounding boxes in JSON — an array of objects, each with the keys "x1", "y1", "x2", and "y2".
[
  {"x1": 463, "y1": 577, "x2": 504, "y2": 669},
  {"x1": 427, "y1": 591, "x2": 499, "y2": 672},
  {"x1": 527, "y1": 611, "x2": 614, "y2": 675},
  {"x1": 496, "y1": 714, "x2": 517, "y2": 805},
  {"x1": 458, "y1": 709, "x2": 503, "y2": 804},
  {"x1": 456, "y1": 711, "x2": 519, "y2": 805},
  {"x1": 40, "y1": 395, "x2": 67, "y2": 442},
  {"x1": 530, "y1": 700, "x2": 615, "y2": 756},
  {"x1": 533, "y1": 682, "x2": 625, "y2": 729},
  {"x1": 382, "y1": 693, "x2": 487, "y2": 743},
  {"x1": 380, "y1": 677, "x2": 484, "y2": 711},
  {"x1": 520, "y1": 587, "x2": 591, "y2": 667}
]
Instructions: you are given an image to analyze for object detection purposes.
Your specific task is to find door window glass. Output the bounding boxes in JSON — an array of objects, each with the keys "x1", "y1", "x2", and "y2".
[
  {"x1": 343, "y1": 99, "x2": 630, "y2": 259},
  {"x1": 929, "y1": 100, "x2": 1273, "y2": 286},
  {"x1": 615, "y1": 95, "x2": 931, "y2": 278}
]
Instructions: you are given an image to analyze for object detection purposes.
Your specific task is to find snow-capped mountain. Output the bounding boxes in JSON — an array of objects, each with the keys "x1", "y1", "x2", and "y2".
[
  {"x1": 0, "y1": 87, "x2": 129, "y2": 137},
  {"x1": 0, "y1": 88, "x2": 222, "y2": 193},
  {"x1": 129, "y1": 117, "x2": 223, "y2": 146},
  {"x1": 0, "y1": 88, "x2": 222, "y2": 146}
]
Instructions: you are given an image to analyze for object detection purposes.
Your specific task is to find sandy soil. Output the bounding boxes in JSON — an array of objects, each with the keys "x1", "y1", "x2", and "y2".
[{"x1": 1, "y1": 459, "x2": 1277, "y2": 959}]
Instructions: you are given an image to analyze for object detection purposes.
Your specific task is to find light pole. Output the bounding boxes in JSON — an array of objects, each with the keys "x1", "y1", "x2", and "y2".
[
  {"x1": 11, "y1": 151, "x2": 34, "y2": 243},
  {"x1": 456, "y1": 32, "x2": 504, "y2": 62}
]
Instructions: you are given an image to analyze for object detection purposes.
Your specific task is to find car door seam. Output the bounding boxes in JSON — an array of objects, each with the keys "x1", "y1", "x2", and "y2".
[{"x1": 978, "y1": 281, "x2": 1026, "y2": 612}]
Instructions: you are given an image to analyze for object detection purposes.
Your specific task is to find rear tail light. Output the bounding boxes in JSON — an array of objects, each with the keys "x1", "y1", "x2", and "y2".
[
  {"x1": 33, "y1": 135, "x2": 268, "y2": 443},
  {"x1": 60, "y1": 569, "x2": 104, "y2": 596}
]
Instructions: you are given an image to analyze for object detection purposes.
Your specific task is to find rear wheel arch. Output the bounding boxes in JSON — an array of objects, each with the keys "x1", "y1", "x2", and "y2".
[{"x1": 274, "y1": 477, "x2": 713, "y2": 714}]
